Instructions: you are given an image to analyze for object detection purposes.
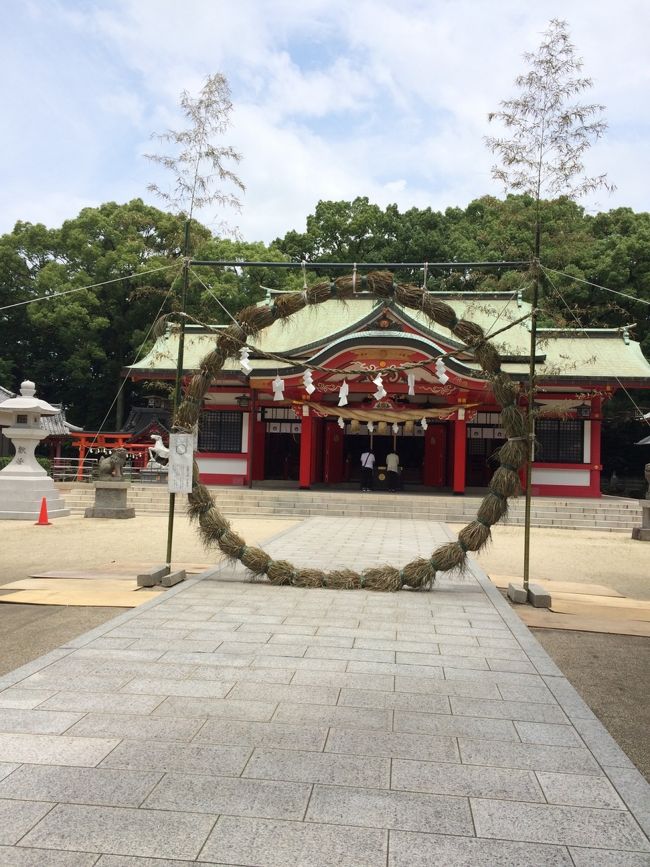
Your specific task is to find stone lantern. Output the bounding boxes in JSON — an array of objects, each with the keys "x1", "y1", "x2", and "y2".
[{"x1": 0, "y1": 380, "x2": 69, "y2": 519}]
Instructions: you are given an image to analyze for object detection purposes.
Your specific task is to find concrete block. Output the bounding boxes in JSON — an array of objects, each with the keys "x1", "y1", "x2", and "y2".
[
  {"x1": 195, "y1": 718, "x2": 328, "y2": 752},
  {"x1": 200, "y1": 816, "x2": 387, "y2": 867},
  {"x1": 0, "y1": 764, "x2": 162, "y2": 808},
  {"x1": 0, "y1": 846, "x2": 98, "y2": 866},
  {"x1": 136, "y1": 565, "x2": 169, "y2": 587},
  {"x1": 470, "y1": 798, "x2": 650, "y2": 850},
  {"x1": 0, "y1": 799, "x2": 54, "y2": 846},
  {"x1": 161, "y1": 569, "x2": 185, "y2": 587},
  {"x1": 65, "y1": 712, "x2": 203, "y2": 742},
  {"x1": 0, "y1": 763, "x2": 19, "y2": 783},
  {"x1": 389, "y1": 831, "x2": 574, "y2": 867},
  {"x1": 152, "y1": 695, "x2": 276, "y2": 722},
  {"x1": 338, "y1": 688, "x2": 451, "y2": 714},
  {"x1": 327, "y1": 726, "x2": 459, "y2": 763},
  {"x1": 528, "y1": 583, "x2": 552, "y2": 609},
  {"x1": 536, "y1": 771, "x2": 624, "y2": 809},
  {"x1": 84, "y1": 506, "x2": 135, "y2": 519},
  {"x1": 228, "y1": 682, "x2": 340, "y2": 706},
  {"x1": 0, "y1": 707, "x2": 83, "y2": 735},
  {"x1": 449, "y1": 696, "x2": 568, "y2": 724},
  {"x1": 0, "y1": 732, "x2": 119, "y2": 767},
  {"x1": 243, "y1": 747, "x2": 390, "y2": 788},
  {"x1": 39, "y1": 691, "x2": 163, "y2": 715},
  {"x1": 305, "y1": 784, "x2": 473, "y2": 835},
  {"x1": 458, "y1": 739, "x2": 600, "y2": 774},
  {"x1": 272, "y1": 702, "x2": 392, "y2": 731},
  {"x1": 101, "y1": 739, "x2": 252, "y2": 776},
  {"x1": 570, "y1": 848, "x2": 650, "y2": 867},
  {"x1": 571, "y1": 717, "x2": 636, "y2": 768},
  {"x1": 19, "y1": 802, "x2": 216, "y2": 861},
  {"x1": 507, "y1": 583, "x2": 528, "y2": 604},
  {"x1": 391, "y1": 759, "x2": 544, "y2": 802},
  {"x1": 631, "y1": 527, "x2": 650, "y2": 541},
  {"x1": 392, "y1": 710, "x2": 517, "y2": 744},
  {"x1": 143, "y1": 772, "x2": 311, "y2": 820},
  {"x1": 514, "y1": 721, "x2": 583, "y2": 748},
  {"x1": 84, "y1": 481, "x2": 134, "y2": 519}
]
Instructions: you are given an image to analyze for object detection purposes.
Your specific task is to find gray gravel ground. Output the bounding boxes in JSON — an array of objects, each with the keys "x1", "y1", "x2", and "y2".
[{"x1": 0, "y1": 605, "x2": 123, "y2": 677}]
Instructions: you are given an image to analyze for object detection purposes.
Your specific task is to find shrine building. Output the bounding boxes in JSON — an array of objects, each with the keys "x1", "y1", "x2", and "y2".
[{"x1": 127, "y1": 289, "x2": 650, "y2": 497}]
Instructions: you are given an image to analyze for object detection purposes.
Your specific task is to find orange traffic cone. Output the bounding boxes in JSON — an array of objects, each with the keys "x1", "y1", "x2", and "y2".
[{"x1": 35, "y1": 497, "x2": 51, "y2": 526}]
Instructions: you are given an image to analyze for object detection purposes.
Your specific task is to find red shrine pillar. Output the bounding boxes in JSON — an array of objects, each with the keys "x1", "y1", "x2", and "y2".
[
  {"x1": 245, "y1": 401, "x2": 254, "y2": 488},
  {"x1": 299, "y1": 406, "x2": 315, "y2": 489},
  {"x1": 76, "y1": 442, "x2": 87, "y2": 480},
  {"x1": 251, "y1": 398, "x2": 266, "y2": 482},
  {"x1": 589, "y1": 395, "x2": 603, "y2": 497},
  {"x1": 452, "y1": 410, "x2": 467, "y2": 495}
]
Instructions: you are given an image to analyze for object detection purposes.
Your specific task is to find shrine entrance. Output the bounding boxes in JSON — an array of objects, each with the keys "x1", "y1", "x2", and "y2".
[
  {"x1": 344, "y1": 434, "x2": 425, "y2": 486},
  {"x1": 319, "y1": 419, "x2": 450, "y2": 489},
  {"x1": 264, "y1": 431, "x2": 300, "y2": 481}
]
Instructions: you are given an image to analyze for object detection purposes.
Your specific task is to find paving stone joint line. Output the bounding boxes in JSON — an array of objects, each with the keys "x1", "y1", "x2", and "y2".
[{"x1": 0, "y1": 517, "x2": 648, "y2": 864}]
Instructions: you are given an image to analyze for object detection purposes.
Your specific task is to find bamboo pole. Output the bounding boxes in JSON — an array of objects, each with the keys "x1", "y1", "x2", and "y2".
[
  {"x1": 522, "y1": 222, "x2": 541, "y2": 593},
  {"x1": 165, "y1": 219, "x2": 190, "y2": 567}
]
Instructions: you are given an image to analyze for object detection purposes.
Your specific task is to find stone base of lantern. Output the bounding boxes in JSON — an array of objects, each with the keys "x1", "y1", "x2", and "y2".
[
  {"x1": 631, "y1": 502, "x2": 650, "y2": 541},
  {"x1": 0, "y1": 474, "x2": 70, "y2": 520},
  {"x1": 84, "y1": 481, "x2": 135, "y2": 519}
]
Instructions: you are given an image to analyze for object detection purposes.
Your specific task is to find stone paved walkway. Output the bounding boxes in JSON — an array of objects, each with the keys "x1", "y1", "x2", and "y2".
[{"x1": 0, "y1": 517, "x2": 648, "y2": 866}]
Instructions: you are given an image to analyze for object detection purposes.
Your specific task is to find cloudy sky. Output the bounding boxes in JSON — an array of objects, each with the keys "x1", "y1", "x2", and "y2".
[{"x1": 2, "y1": 0, "x2": 648, "y2": 243}]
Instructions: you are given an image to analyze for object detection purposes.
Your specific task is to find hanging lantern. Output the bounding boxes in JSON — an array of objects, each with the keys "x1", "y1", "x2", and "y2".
[
  {"x1": 404, "y1": 421, "x2": 414, "y2": 435},
  {"x1": 272, "y1": 375, "x2": 285, "y2": 402},
  {"x1": 377, "y1": 421, "x2": 388, "y2": 435},
  {"x1": 302, "y1": 369, "x2": 315, "y2": 395},
  {"x1": 407, "y1": 371, "x2": 416, "y2": 396},
  {"x1": 239, "y1": 347, "x2": 252, "y2": 375},
  {"x1": 338, "y1": 379, "x2": 349, "y2": 407}
]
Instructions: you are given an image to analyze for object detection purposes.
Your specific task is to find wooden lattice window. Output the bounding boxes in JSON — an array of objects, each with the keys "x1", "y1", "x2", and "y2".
[
  {"x1": 198, "y1": 410, "x2": 243, "y2": 453},
  {"x1": 535, "y1": 419, "x2": 584, "y2": 463},
  {"x1": 262, "y1": 407, "x2": 297, "y2": 420}
]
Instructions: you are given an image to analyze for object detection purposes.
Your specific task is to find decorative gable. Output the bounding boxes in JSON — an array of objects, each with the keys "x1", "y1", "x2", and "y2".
[{"x1": 361, "y1": 307, "x2": 404, "y2": 332}]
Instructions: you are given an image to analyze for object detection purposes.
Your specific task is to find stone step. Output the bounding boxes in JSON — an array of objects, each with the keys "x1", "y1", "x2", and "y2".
[
  {"x1": 60, "y1": 508, "x2": 637, "y2": 530},
  {"x1": 57, "y1": 484, "x2": 643, "y2": 533},
  {"x1": 61, "y1": 490, "x2": 638, "y2": 506},
  {"x1": 61, "y1": 490, "x2": 639, "y2": 510},
  {"x1": 61, "y1": 492, "x2": 637, "y2": 510}
]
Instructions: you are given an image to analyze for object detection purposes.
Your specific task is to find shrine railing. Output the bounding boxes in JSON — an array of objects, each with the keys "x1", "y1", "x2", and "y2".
[{"x1": 50, "y1": 458, "x2": 168, "y2": 484}]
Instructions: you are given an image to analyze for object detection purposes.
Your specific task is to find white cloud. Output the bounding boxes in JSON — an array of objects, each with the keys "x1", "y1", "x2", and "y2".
[{"x1": 0, "y1": 0, "x2": 648, "y2": 242}]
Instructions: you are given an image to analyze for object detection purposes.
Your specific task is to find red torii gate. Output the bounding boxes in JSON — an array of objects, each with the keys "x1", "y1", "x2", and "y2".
[{"x1": 70, "y1": 432, "x2": 153, "y2": 480}]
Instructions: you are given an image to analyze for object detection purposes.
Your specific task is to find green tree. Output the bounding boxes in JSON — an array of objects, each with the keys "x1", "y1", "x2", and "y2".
[
  {"x1": 0, "y1": 200, "x2": 203, "y2": 427},
  {"x1": 275, "y1": 197, "x2": 400, "y2": 263},
  {"x1": 181, "y1": 236, "x2": 297, "y2": 325}
]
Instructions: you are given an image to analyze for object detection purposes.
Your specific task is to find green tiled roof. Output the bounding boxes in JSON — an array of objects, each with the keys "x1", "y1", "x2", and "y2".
[{"x1": 128, "y1": 294, "x2": 650, "y2": 382}]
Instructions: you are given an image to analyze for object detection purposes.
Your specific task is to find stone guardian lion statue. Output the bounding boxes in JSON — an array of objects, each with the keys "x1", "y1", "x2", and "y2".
[{"x1": 92, "y1": 448, "x2": 129, "y2": 481}]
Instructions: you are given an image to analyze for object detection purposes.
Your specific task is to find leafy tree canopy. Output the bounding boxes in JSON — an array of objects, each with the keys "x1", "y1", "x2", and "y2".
[{"x1": 1, "y1": 194, "x2": 648, "y2": 432}]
